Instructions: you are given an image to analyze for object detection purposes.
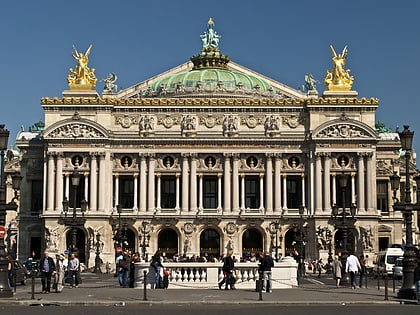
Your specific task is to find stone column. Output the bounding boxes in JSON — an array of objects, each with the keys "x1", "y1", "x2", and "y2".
[
  {"x1": 89, "y1": 153, "x2": 98, "y2": 211},
  {"x1": 65, "y1": 173, "x2": 70, "y2": 200},
  {"x1": 265, "y1": 154, "x2": 273, "y2": 214},
  {"x1": 367, "y1": 152, "x2": 376, "y2": 213},
  {"x1": 282, "y1": 174, "x2": 287, "y2": 210},
  {"x1": 223, "y1": 154, "x2": 231, "y2": 213},
  {"x1": 139, "y1": 154, "x2": 147, "y2": 213},
  {"x1": 301, "y1": 173, "x2": 305, "y2": 208},
  {"x1": 315, "y1": 153, "x2": 322, "y2": 213},
  {"x1": 351, "y1": 172, "x2": 356, "y2": 205},
  {"x1": 47, "y1": 152, "x2": 55, "y2": 212},
  {"x1": 357, "y1": 153, "x2": 365, "y2": 211},
  {"x1": 133, "y1": 174, "x2": 138, "y2": 211},
  {"x1": 114, "y1": 174, "x2": 119, "y2": 207},
  {"x1": 232, "y1": 154, "x2": 240, "y2": 213},
  {"x1": 217, "y1": 173, "x2": 222, "y2": 211},
  {"x1": 84, "y1": 172, "x2": 89, "y2": 206},
  {"x1": 259, "y1": 173, "x2": 264, "y2": 211},
  {"x1": 175, "y1": 174, "x2": 180, "y2": 211},
  {"x1": 55, "y1": 153, "x2": 63, "y2": 211},
  {"x1": 198, "y1": 174, "x2": 203, "y2": 210},
  {"x1": 148, "y1": 154, "x2": 156, "y2": 212},
  {"x1": 181, "y1": 154, "x2": 189, "y2": 213},
  {"x1": 274, "y1": 154, "x2": 282, "y2": 213},
  {"x1": 331, "y1": 173, "x2": 336, "y2": 205},
  {"x1": 190, "y1": 154, "x2": 197, "y2": 212},
  {"x1": 323, "y1": 153, "x2": 331, "y2": 211},
  {"x1": 240, "y1": 174, "x2": 245, "y2": 210},
  {"x1": 156, "y1": 174, "x2": 161, "y2": 210},
  {"x1": 98, "y1": 152, "x2": 106, "y2": 212}
]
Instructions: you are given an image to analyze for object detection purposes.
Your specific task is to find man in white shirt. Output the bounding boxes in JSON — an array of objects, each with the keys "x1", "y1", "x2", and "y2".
[{"x1": 345, "y1": 253, "x2": 361, "y2": 289}]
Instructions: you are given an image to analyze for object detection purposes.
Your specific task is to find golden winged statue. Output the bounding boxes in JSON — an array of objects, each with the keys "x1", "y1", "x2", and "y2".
[
  {"x1": 324, "y1": 45, "x2": 354, "y2": 91},
  {"x1": 67, "y1": 44, "x2": 97, "y2": 90}
]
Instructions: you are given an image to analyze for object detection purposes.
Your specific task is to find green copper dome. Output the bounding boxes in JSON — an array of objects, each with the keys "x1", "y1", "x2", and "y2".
[{"x1": 151, "y1": 68, "x2": 272, "y2": 93}]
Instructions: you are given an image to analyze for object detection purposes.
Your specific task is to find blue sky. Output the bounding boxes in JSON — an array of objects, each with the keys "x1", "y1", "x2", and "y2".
[{"x1": 1, "y1": 1, "x2": 420, "y2": 151}]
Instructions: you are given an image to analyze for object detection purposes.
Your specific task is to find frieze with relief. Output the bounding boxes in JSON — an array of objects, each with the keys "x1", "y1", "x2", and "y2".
[
  {"x1": 199, "y1": 115, "x2": 222, "y2": 128},
  {"x1": 241, "y1": 115, "x2": 263, "y2": 129},
  {"x1": 282, "y1": 115, "x2": 301, "y2": 128},
  {"x1": 158, "y1": 115, "x2": 180, "y2": 129},
  {"x1": 376, "y1": 160, "x2": 393, "y2": 176},
  {"x1": 139, "y1": 114, "x2": 156, "y2": 136},
  {"x1": 115, "y1": 115, "x2": 139, "y2": 128},
  {"x1": 47, "y1": 123, "x2": 105, "y2": 138}
]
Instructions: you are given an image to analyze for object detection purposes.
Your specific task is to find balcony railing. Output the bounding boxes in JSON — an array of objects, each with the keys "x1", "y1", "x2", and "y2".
[{"x1": 134, "y1": 257, "x2": 298, "y2": 289}]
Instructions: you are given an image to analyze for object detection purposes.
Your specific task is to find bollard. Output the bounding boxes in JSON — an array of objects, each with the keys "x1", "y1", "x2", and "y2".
[
  {"x1": 31, "y1": 270, "x2": 35, "y2": 300},
  {"x1": 365, "y1": 271, "x2": 368, "y2": 289},
  {"x1": 392, "y1": 270, "x2": 396, "y2": 293},
  {"x1": 13, "y1": 269, "x2": 17, "y2": 293},
  {"x1": 143, "y1": 270, "x2": 147, "y2": 301},
  {"x1": 384, "y1": 275, "x2": 389, "y2": 301},
  {"x1": 258, "y1": 271, "x2": 263, "y2": 301}
]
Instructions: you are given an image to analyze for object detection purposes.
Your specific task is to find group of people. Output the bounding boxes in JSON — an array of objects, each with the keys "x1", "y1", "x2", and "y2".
[
  {"x1": 331, "y1": 253, "x2": 367, "y2": 289},
  {"x1": 218, "y1": 251, "x2": 275, "y2": 293},
  {"x1": 39, "y1": 250, "x2": 81, "y2": 293},
  {"x1": 115, "y1": 248, "x2": 141, "y2": 288}
]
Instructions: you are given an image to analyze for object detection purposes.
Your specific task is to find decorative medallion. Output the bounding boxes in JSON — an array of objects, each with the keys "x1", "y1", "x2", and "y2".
[
  {"x1": 283, "y1": 115, "x2": 300, "y2": 128},
  {"x1": 115, "y1": 115, "x2": 139, "y2": 128},
  {"x1": 183, "y1": 222, "x2": 195, "y2": 235},
  {"x1": 225, "y1": 222, "x2": 237, "y2": 235}
]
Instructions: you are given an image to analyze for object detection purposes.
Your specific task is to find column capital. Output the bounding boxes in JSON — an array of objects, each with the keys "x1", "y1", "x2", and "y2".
[
  {"x1": 89, "y1": 152, "x2": 99, "y2": 158},
  {"x1": 223, "y1": 152, "x2": 233, "y2": 158},
  {"x1": 133, "y1": 174, "x2": 138, "y2": 179},
  {"x1": 47, "y1": 151, "x2": 57, "y2": 157},
  {"x1": 56, "y1": 152, "x2": 64, "y2": 159},
  {"x1": 315, "y1": 152, "x2": 323, "y2": 159},
  {"x1": 265, "y1": 153, "x2": 274, "y2": 158},
  {"x1": 274, "y1": 153, "x2": 282, "y2": 159},
  {"x1": 259, "y1": 173, "x2": 264, "y2": 179},
  {"x1": 98, "y1": 152, "x2": 106, "y2": 159},
  {"x1": 232, "y1": 153, "x2": 240, "y2": 159}
]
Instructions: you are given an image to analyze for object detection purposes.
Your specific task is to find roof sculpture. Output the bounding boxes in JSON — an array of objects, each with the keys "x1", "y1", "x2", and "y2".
[
  {"x1": 67, "y1": 44, "x2": 97, "y2": 91},
  {"x1": 324, "y1": 45, "x2": 354, "y2": 91}
]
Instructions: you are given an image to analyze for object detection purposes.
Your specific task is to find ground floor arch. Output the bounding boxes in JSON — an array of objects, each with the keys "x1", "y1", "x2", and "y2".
[
  {"x1": 199, "y1": 228, "x2": 220, "y2": 258},
  {"x1": 66, "y1": 228, "x2": 87, "y2": 263},
  {"x1": 242, "y1": 228, "x2": 263, "y2": 259},
  {"x1": 158, "y1": 228, "x2": 178, "y2": 258}
]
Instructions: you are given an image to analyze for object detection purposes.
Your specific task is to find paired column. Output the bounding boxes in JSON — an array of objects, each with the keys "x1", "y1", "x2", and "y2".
[
  {"x1": 217, "y1": 173, "x2": 222, "y2": 210},
  {"x1": 357, "y1": 153, "x2": 365, "y2": 211},
  {"x1": 89, "y1": 153, "x2": 98, "y2": 211},
  {"x1": 265, "y1": 154, "x2": 273, "y2": 213},
  {"x1": 46, "y1": 152, "x2": 55, "y2": 212},
  {"x1": 181, "y1": 154, "x2": 189, "y2": 213},
  {"x1": 323, "y1": 153, "x2": 331, "y2": 211},
  {"x1": 190, "y1": 154, "x2": 197, "y2": 212},
  {"x1": 232, "y1": 154, "x2": 240, "y2": 212},
  {"x1": 147, "y1": 154, "x2": 156, "y2": 212},
  {"x1": 133, "y1": 174, "x2": 138, "y2": 211},
  {"x1": 98, "y1": 153, "x2": 106, "y2": 211},
  {"x1": 156, "y1": 174, "x2": 161, "y2": 210},
  {"x1": 223, "y1": 154, "x2": 231, "y2": 213},
  {"x1": 274, "y1": 154, "x2": 282, "y2": 213},
  {"x1": 55, "y1": 153, "x2": 63, "y2": 211},
  {"x1": 139, "y1": 155, "x2": 147, "y2": 212},
  {"x1": 315, "y1": 153, "x2": 323, "y2": 213}
]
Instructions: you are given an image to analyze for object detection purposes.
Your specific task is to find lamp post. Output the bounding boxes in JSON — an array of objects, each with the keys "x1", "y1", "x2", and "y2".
[
  {"x1": 93, "y1": 232, "x2": 102, "y2": 273},
  {"x1": 390, "y1": 125, "x2": 420, "y2": 300},
  {"x1": 294, "y1": 205, "x2": 307, "y2": 284},
  {"x1": 139, "y1": 221, "x2": 150, "y2": 261},
  {"x1": 62, "y1": 168, "x2": 86, "y2": 253},
  {"x1": 113, "y1": 204, "x2": 123, "y2": 253},
  {"x1": 0, "y1": 125, "x2": 22, "y2": 298},
  {"x1": 331, "y1": 173, "x2": 356, "y2": 283}
]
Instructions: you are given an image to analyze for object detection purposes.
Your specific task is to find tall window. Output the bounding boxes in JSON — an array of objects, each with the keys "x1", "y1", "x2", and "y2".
[
  {"x1": 119, "y1": 176, "x2": 134, "y2": 208},
  {"x1": 287, "y1": 176, "x2": 301, "y2": 208},
  {"x1": 161, "y1": 176, "x2": 176, "y2": 208},
  {"x1": 31, "y1": 180, "x2": 43, "y2": 216},
  {"x1": 245, "y1": 176, "x2": 259, "y2": 209},
  {"x1": 203, "y1": 176, "x2": 217, "y2": 208},
  {"x1": 377, "y1": 181, "x2": 388, "y2": 213}
]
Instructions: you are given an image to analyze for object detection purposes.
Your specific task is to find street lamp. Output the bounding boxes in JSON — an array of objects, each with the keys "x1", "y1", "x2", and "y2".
[
  {"x1": 390, "y1": 125, "x2": 420, "y2": 300},
  {"x1": 113, "y1": 204, "x2": 123, "y2": 252},
  {"x1": 139, "y1": 221, "x2": 150, "y2": 261},
  {"x1": 93, "y1": 232, "x2": 102, "y2": 273},
  {"x1": 62, "y1": 168, "x2": 86, "y2": 253},
  {"x1": 294, "y1": 205, "x2": 307, "y2": 284},
  {"x1": 331, "y1": 172, "x2": 356, "y2": 283},
  {"x1": 0, "y1": 125, "x2": 22, "y2": 298}
]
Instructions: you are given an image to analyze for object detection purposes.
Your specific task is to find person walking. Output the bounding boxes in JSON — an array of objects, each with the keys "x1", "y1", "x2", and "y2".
[
  {"x1": 316, "y1": 258, "x2": 324, "y2": 278},
  {"x1": 332, "y1": 255, "x2": 342, "y2": 288},
  {"x1": 358, "y1": 255, "x2": 367, "y2": 288},
  {"x1": 39, "y1": 251, "x2": 56, "y2": 293},
  {"x1": 260, "y1": 252, "x2": 274, "y2": 293},
  {"x1": 150, "y1": 251, "x2": 163, "y2": 289},
  {"x1": 68, "y1": 253, "x2": 80, "y2": 288},
  {"x1": 345, "y1": 253, "x2": 361, "y2": 289},
  {"x1": 116, "y1": 250, "x2": 130, "y2": 288},
  {"x1": 218, "y1": 251, "x2": 235, "y2": 290},
  {"x1": 53, "y1": 254, "x2": 65, "y2": 292}
]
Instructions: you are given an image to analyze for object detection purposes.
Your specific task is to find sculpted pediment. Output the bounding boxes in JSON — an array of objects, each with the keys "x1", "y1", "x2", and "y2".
[
  {"x1": 312, "y1": 116, "x2": 377, "y2": 140},
  {"x1": 43, "y1": 112, "x2": 108, "y2": 139}
]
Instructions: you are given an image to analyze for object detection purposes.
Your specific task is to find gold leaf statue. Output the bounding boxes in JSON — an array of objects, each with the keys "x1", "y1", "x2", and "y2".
[
  {"x1": 324, "y1": 45, "x2": 354, "y2": 91},
  {"x1": 67, "y1": 44, "x2": 97, "y2": 90}
]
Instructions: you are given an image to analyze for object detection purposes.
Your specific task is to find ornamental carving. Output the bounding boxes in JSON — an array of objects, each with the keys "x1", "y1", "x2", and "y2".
[
  {"x1": 48, "y1": 123, "x2": 104, "y2": 138},
  {"x1": 241, "y1": 115, "x2": 262, "y2": 129},
  {"x1": 181, "y1": 115, "x2": 197, "y2": 136},
  {"x1": 199, "y1": 115, "x2": 222, "y2": 128},
  {"x1": 283, "y1": 115, "x2": 300, "y2": 128},
  {"x1": 225, "y1": 222, "x2": 238, "y2": 235},
  {"x1": 115, "y1": 115, "x2": 139, "y2": 128},
  {"x1": 158, "y1": 115, "x2": 180, "y2": 129},
  {"x1": 223, "y1": 114, "x2": 239, "y2": 137},
  {"x1": 318, "y1": 124, "x2": 370, "y2": 138},
  {"x1": 376, "y1": 160, "x2": 393, "y2": 176},
  {"x1": 265, "y1": 115, "x2": 281, "y2": 136},
  {"x1": 182, "y1": 222, "x2": 196, "y2": 235},
  {"x1": 139, "y1": 114, "x2": 155, "y2": 136}
]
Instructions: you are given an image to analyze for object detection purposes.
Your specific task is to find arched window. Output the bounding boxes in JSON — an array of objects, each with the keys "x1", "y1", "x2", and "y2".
[
  {"x1": 242, "y1": 228, "x2": 263, "y2": 259},
  {"x1": 200, "y1": 229, "x2": 220, "y2": 258},
  {"x1": 158, "y1": 229, "x2": 178, "y2": 258}
]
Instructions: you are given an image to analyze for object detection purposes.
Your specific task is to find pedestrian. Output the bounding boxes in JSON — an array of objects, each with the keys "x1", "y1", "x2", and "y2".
[
  {"x1": 332, "y1": 255, "x2": 342, "y2": 288},
  {"x1": 39, "y1": 251, "x2": 56, "y2": 293},
  {"x1": 345, "y1": 253, "x2": 361, "y2": 289},
  {"x1": 116, "y1": 250, "x2": 130, "y2": 288},
  {"x1": 358, "y1": 255, "x2": 367, "y2": 288},
  {"x1": 414, "y1": 254, "x2": 420, "y2": 305},
  {"x1": 260, "y1": 251, "x2": 274, "y2": 293},
  {"x1": 6, "y1": 255, "x2": 12, "y2": 288},
  {"x1": 68, "y1": 253, "x2": 80, "y2": 288},
  {"x1": 53, "y1": 254, "x2": 65, "y2": 292},
  {"x1": 316, "y1": 258, "x2": 324, "y2": 278},
  {"x1": 218, "y1": 251, "x2": 235, "y2": 290},
  {"x1": 129, "y1": 252, "x2": 140, "y2": 288},
  {"x1": 150, "y1": 251, "x2": 163, "y2": 289}
]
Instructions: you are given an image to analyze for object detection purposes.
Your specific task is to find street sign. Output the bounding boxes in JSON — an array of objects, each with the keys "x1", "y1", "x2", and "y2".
[{"x1": 0, "y1": 226, "x2": 6, "y2": 239}]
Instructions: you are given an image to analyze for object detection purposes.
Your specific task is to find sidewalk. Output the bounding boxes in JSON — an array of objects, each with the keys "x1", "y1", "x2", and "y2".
[{"x1": 0, "y1": 273, "x2": 406, "y2": 306}]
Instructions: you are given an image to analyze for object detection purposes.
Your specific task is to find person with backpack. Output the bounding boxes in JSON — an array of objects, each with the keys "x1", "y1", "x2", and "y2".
[
  {"x1": 116, "y1": 250, "x2": 130, "y2": 288},
  {"x1": 218, "y1": 251, "x2": 235, "y2": 290}
]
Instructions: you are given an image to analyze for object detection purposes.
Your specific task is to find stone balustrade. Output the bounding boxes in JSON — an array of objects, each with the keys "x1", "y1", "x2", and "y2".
[{"x1": 134, "y1": 256, "x2": 298, "y2": 289}]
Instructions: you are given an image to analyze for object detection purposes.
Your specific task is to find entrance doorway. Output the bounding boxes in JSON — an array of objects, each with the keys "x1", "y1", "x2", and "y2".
[
  {"x1": 200, "y1": 229, "x2": 220, "y2": 258},
  {"x1": 158, "y1": 228, "x2": 178, "y2": 259},
  {"x1": 242, "y1": 228, "x2": 263, "y2": 259},
  {"x1": 66, "y1": 228, "x2": 86, "y2": 263}
]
